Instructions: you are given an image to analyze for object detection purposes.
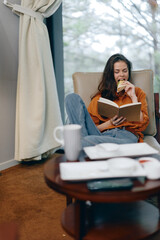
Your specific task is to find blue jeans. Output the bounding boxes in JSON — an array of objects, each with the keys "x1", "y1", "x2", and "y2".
[{"x1": 65, "y1": 93, "x2": 138, "y2": 148}]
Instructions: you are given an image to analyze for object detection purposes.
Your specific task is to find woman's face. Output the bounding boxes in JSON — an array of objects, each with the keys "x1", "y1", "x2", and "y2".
[{"x1": 113, "y1": 61, "x2": 129, "y2": 84}]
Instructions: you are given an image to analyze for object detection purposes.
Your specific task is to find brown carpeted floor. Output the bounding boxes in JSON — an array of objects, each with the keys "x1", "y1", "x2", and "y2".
[
  {"x1": 0, "y1": 154, "x2": 72, "y2": 240},
  {"x1": 1, "y1": 154, "x2": 160, "y2": 240}
]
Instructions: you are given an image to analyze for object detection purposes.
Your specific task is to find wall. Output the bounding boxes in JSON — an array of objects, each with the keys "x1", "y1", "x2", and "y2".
[{"x1": 0, "y1": 0, "x2": 20, "y2": 169}]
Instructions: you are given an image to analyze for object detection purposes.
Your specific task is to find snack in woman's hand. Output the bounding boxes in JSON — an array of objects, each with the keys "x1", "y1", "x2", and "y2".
[{"x1": 117, "y1": 80, "x2": 126, "y2": 93}]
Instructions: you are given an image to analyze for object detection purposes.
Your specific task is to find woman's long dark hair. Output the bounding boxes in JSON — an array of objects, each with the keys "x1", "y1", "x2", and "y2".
[{"x1": 96, "y1": 53, "x2": 132, "y2": 100}]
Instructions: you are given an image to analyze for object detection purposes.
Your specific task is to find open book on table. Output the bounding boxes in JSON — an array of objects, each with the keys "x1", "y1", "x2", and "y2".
[{"x1": 98, "y1": 97, "x2": 141, "y2": 121}]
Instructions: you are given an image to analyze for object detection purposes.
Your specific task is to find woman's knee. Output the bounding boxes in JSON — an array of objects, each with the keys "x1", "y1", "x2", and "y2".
[{"x1": 65, "y1": 93, "x2": 81, "y2": 107}]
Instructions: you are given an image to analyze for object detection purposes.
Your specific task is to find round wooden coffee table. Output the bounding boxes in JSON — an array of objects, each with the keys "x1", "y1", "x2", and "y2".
[{"x1": 44, "y1": 155, "x2": 160, "y2": 240}]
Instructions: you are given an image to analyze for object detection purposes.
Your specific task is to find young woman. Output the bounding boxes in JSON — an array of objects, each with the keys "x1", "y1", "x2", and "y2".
[{"x1": 65, "y1": 53, "x2": 149, "y2": 147}]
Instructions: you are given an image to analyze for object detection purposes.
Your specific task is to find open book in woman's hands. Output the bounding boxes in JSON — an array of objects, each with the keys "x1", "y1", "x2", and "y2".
[{"x1": 98, "y1": 97, "x2": 141, "y2": 121}]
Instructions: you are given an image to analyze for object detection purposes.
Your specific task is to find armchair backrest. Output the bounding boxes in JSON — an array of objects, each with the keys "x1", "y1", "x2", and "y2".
[{"x1": 72, "y1": 70, "x2": 156, "y2": 136}]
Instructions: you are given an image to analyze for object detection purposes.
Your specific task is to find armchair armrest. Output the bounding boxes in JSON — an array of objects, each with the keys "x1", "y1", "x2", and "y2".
[{"x1": 154, "y1": 93, "x2": 160, "y2": 144}]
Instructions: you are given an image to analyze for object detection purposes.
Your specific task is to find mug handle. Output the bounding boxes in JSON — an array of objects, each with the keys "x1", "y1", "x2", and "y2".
[{"x1": 53, "y1": 126, "x2": 64, "y2": 146}]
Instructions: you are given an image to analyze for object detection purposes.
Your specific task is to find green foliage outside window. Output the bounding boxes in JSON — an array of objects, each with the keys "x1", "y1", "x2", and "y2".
[{"x1": 63, "y1": 0, "x2": 160, "y2": 98}]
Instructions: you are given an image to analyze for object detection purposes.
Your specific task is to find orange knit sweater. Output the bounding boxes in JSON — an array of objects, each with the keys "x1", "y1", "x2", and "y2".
[{"x1": 87, "y1": 87, "x2": 149, "y2": 142}]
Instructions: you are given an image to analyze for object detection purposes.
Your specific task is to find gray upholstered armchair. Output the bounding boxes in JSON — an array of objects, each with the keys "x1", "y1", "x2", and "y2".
[{"x1": 72, "y1": 70, "x2": 160, "y2": 153}]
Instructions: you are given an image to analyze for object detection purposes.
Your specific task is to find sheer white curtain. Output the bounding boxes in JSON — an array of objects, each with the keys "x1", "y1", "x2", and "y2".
[{"x1": 4, "y1": 0, "x2": 62, "y2": 161}]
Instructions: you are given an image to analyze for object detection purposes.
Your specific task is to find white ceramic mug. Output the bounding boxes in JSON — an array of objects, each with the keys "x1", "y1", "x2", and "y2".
[{"x1": 53, "y1": 124, "x2": 82, "y2": 161}]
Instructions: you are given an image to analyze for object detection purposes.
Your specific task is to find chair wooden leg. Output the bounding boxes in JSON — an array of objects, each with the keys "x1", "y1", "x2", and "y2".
[
  {"x1": 66, "y1": 195, "x2": 73, "y2": 205},
  {"x1": 154, "y1": 93, "x2": 160, "y2": 144}
]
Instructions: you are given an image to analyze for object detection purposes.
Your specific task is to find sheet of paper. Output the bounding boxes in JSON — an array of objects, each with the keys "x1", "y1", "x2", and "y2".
[
  {"x1": 60, "y1": 159, "x2": 146, "y2": 181},
  {"x1": 83, "y1": 143, "x2": 158, "y2": 160}
]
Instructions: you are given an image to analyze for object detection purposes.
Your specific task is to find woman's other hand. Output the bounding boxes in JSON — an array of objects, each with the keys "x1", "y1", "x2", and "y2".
[
  {"x1": 110, "y1": 115, "x2": 126, "y2": 126},
  {"x1": 97, "y1": 115, "x2": 126, "y2": 132}
]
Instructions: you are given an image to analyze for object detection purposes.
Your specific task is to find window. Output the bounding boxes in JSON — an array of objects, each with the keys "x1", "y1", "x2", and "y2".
[{"x1": 63, "y1": 0, "x2": 160, "y2": 96}]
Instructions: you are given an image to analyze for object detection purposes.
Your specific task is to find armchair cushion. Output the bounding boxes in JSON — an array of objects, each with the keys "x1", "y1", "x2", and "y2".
[{"x1": 131, "y1": 70, "x2": 156, "y2": 136}]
